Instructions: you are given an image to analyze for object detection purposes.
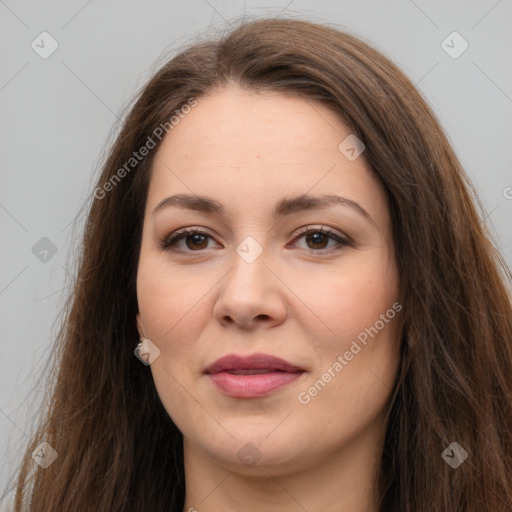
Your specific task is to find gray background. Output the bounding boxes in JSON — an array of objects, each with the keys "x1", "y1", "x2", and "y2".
[{"x1": 1, "y1": 0, "x2": 511, "y2": 504}]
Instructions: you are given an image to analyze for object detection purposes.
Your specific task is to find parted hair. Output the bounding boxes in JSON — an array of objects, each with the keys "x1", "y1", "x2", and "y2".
[{"x1": 4, "y1": 16, "x2": 512, "y2": 512}]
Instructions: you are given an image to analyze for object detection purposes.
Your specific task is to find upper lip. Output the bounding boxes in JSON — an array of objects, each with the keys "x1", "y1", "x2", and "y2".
[{"x1": 204, "y1": 353, "x2": 305, "y2": 374}]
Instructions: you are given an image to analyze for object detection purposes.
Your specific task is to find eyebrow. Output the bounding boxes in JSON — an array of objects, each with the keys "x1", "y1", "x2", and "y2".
[{"x1": 152, "y1": 193, "x2": 377, "y2": 228}]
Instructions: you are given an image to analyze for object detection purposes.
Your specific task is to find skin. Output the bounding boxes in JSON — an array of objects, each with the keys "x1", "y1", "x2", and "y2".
[{"x1": 136, "y1": 86, "x2": 402, "y2": 512}]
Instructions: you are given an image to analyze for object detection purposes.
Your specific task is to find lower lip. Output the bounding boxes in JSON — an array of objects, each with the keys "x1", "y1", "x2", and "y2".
[{"x1": 207, "y1": 371, "x2": 304, "y2": 398}]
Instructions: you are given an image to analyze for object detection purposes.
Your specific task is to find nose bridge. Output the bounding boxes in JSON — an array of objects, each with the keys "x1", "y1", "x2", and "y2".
[
  {"x1": 227, "y1": 234, "x2": 268, "y2": 297},
  {"x1": 214, "y1": 234, "x2": 286, "y2": 328}
]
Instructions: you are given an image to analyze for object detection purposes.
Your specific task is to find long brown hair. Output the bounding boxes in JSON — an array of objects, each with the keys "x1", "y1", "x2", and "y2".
[{"x1": 3, "y1": 16, "x2": 512, "y2": 511}]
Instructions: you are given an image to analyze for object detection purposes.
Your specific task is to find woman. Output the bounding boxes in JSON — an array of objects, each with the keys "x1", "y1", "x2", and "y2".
[{"x1": 4, "y1": 16, "x2": 512, "y2": 512}]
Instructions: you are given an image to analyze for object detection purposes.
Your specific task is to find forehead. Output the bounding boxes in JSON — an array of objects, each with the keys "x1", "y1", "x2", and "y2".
[
  {"x1": 159, "y1": 87, "x2": 347, "y2": 155},
  {"x1": 146, "y1": 87, "x2": 387, "y2": 222}
]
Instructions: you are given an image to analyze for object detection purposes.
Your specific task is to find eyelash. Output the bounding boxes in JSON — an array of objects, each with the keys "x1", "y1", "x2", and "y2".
[{"x1": 159, "y1": 225, "x2": 352, "y2": 254}]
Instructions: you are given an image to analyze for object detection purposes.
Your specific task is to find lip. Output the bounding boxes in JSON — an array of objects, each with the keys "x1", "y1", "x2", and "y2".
[{"x1": 204, "y1": 353, "x2": 306, "y2": 398}]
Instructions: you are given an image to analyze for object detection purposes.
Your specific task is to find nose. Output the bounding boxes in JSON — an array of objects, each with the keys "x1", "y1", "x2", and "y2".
[{"x1": 213, "y1": 245, "x2": 287, "y2": 330}]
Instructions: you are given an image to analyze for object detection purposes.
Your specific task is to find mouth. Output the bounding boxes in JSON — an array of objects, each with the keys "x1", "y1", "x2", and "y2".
[
  {"x1": 204, "y1": 353, "x2": 306, "y2": 398},
  {"x1": 223, "y1": 369, "x2": 294, "y2": 375}
]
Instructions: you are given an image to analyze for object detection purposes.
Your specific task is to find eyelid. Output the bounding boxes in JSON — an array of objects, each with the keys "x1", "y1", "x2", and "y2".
[
  {"x1": 159, "y1": 227, "x2": 218, "y2": 251},
  {"x1": 290, "y1": 224, "x2": 351, "y2": 244},
  {"x1": 160, "y1": 225, "x2": 351, "y2": 253}
]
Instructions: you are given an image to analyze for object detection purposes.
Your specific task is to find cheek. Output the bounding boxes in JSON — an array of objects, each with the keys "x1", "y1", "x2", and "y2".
[
  {"x1": 136, "y1": 257, "x2": 214, "y2": 421},
  {"x1": 295, "y1": 311, "x2": 401, "y2": 448},
  {"x1": 137, "y1": 262, "x2": 205, "y2": 428},
  {"x1": 296, "y1": 258, "x2": 401, "y2": 417},
  {"x1": 137, "y1": 256, "x2": 209, "y2": 343},
  {"x1": 150, "y1": 359, "x2": 208, "y2": 440},
  {"x1": 298, "y1": 258, "x2": 400, "y2": 357}
]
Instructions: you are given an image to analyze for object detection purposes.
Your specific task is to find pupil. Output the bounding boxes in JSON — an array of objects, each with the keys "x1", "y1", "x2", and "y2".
[
  {"x1": 184, "y1": 232, "x2": 329, "y2": 250},
  {"x1": 307, "y1": 232, "x2": 327, "y2": 249},
  {"x1": 188, "y1": 234, "x2": 207, "y2": 249}
]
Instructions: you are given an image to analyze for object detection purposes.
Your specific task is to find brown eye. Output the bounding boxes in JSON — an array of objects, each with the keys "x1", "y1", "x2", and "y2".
[
  {"x1": 291, "y1": 226, "x2": 351, "y2": 253},
  {"x1": 160, "y1": 229, "x2": 216, "y2": 251},
  {"x1": 184, "y1": 233, "x2": 209, "y2": 250},
  {"x1": 305, "y1": 232, "x2": 329, "y2": 250}
]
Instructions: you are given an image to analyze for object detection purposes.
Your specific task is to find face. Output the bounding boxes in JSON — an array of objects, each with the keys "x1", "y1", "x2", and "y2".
[{"x1": 136, "y1": 86, "x2": 402, "y2": 475}]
